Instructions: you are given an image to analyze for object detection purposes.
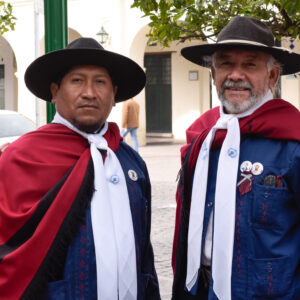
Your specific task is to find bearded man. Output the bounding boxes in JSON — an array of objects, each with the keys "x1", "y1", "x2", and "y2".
[
  {"x1": 0, "y1": 38, "x2": 160, "y2": 300},
  {"x1": 172, "y1": 16, "x2": 300, "y2": 300}
]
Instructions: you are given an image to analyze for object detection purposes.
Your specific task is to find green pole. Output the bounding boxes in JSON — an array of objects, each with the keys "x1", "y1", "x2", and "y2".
[{"x1": 44, "y1": 0, "x2": 68, "y2": 123}]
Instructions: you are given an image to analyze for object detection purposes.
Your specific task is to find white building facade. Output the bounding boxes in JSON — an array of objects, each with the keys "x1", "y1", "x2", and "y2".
[{"x1": 2, "y1": 0, "x2": 300, "y2": 144}]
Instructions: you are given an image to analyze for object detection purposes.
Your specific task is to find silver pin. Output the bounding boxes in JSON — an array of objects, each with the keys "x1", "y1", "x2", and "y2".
[
  {"x1": 228, "y1": 147, "x2": 238, "y2": 158},
  {"x1": 110, "y1": 174, "x2": 120, "y2": 184}
]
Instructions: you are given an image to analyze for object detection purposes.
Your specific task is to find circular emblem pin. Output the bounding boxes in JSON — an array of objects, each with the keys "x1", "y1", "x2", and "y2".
[
  {"x1": 128, "y1": 170, "x2": 138, "y2": 181},
  {"x1": 240, "y1": 160, "x2": 252, "y2": 172},
  {"x1": 110, "y1": 174, "x2": 120, "y2": 184},
  {"x1": 227, "y1": 148, "x2": 238, "y2": 158},
  {"x1": 251, "y1": 162, "x2": 264, "y2": 175}
]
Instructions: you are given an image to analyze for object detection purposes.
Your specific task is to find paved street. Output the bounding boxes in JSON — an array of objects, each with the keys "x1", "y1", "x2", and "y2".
[{"x1": 139, "y1": 140, "x2": 184, "y2": 300}]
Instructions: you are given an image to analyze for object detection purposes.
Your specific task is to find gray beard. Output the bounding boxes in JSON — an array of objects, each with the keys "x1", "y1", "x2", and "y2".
[{"x1": 219, "y1": 80, "x2": 268, "y2": 114}]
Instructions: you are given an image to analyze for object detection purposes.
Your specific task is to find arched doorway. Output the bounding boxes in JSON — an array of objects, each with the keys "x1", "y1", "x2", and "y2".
[{"x1": 0, "y1": 37, "x2": 17, "y2": 110}]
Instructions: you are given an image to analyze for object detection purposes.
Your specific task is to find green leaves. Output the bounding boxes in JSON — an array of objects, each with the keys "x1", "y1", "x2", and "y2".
[
  {"x1": 0, "y1": 1, "x2": 16, "y2": 36},
  {"x1": 131, "y1": 0, "x2": 300, "y2": 46},
  {"x1": 281, "y1": 0, "x2": 300, "y2": 15}
]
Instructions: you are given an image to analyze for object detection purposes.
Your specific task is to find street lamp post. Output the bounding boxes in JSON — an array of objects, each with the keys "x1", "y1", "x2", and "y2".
[{"x1": 44, "y1": 0, "x2": 68, "y2": 123}]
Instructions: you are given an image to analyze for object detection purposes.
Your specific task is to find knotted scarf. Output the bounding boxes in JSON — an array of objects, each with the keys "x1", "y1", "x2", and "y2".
[
  {"x1": 186, "y1": 91, "x2": 273, "y2": 299},
  {"x1": 53, "y1": 113, "x2": 137, "y2": 300}
]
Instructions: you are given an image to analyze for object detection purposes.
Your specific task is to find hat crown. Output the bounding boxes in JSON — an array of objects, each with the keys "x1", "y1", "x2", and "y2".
[
  {"x1": 181, "y1": 16, "x2": 300, "y2": 75},
  {"x1": 66, "y1": 37, "x2": 105, "y2": 50},
  {"x1": 217, "y1": 16, "x2": 275, "y2": 47}
]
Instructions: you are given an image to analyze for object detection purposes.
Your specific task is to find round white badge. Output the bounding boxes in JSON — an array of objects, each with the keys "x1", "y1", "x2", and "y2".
[
  {"x1": 240, "y1": 160, "x2": 253, "y2": 172},
  {"x1": 110, "y1": 174, "x2": 120, "y2": 184},
  {"x1": 128, "y1": 170, "x2": 138, "y2": 181},
  {"x1": 251, "y1": 162, "x2": 264, "y2": 175}
]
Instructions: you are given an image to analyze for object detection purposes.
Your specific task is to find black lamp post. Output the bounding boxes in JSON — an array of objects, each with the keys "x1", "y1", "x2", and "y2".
[{"x1": 96, "y1": 26, "x2": 109, "y2": 45}]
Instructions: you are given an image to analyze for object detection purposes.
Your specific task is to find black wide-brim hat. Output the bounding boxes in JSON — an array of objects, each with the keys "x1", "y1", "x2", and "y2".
[
  {"x1": 181, "y1": 16, "x2": 300, "y2": 75},
  {"x1": 25, "y1": 37, "x2": 146, "y2": 102}
]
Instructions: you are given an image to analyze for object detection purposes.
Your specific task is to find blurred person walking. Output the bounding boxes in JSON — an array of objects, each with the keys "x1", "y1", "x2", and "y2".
[{"x1": 121, "y1": 98, "x2": 140, "y2": 152}]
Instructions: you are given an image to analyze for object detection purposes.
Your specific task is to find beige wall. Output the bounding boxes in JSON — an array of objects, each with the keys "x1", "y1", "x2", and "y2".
[
  {"x1": 281, "y1": 37, "x2": 300, "y2": 108},
  {"x1": 172, "y1": 50, "x2": 210, "y2": 140},
  {"x1": 128, "y1": 26, "x2": 148, "y2": 146}
]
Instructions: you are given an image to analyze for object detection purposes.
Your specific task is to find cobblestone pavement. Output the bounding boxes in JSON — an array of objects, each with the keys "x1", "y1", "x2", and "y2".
[{"x1": 139, "y1": 141, "x2": 184, "y2": 300}]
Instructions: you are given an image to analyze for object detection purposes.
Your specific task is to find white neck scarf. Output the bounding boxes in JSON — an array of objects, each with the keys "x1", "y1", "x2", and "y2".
[
  {"x1": 53, "y1": 113, "x2": 137, "y2": 300},
  {"x1": 186, "y1": 90, "x2": 273, "y2": 300}
]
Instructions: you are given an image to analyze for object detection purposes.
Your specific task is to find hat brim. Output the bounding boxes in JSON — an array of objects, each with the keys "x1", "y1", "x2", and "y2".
[
  {"x1": 181, "y1": 42, "x2": 300, "y2": 75},
  {"x1": 25, "y1": 48, "x2": 146, "y2": 102}
]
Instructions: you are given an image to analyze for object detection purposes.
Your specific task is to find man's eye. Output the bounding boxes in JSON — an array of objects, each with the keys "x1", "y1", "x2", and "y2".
[{"x1": 72, "y1": 78, "x2": 82, "y2": 82}]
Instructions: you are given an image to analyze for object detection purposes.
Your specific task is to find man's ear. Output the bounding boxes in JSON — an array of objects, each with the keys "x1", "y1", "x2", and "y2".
[
  {"x1": 113, "y1": 86, "x2": 118, "y2": 106},
  {"x1": 268, "y1": 66, "x2": 280, "y2": 90},
  {"x1": 211, "y1": 67, "x2": 216, "y2": 84},
  {"x1": 114, "y1": 85, "x2": 118, "y2": 97},
  {"x1": 50, "y1": 83, "x2": 59, "y2": 104}
]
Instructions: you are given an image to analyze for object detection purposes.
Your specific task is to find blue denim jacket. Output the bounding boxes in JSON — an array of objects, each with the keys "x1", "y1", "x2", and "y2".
[
  {"x1": 175, "y1": 137, "x2": 300, "y2": 300},
  {"x1": 201, "y1": 137, "x2": 300, "y2": 300},
  {"x1": 46, "y1": 141, "x2": 160, "y2": 300}
]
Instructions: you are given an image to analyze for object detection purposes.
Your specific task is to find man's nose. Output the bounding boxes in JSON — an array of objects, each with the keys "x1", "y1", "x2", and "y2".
[
  {"x1": 227, "y1": 65, "x2": 245, "y2": 81},
  {"x1": 81, "y1": 81, "x2": 96, "y2": 98}
]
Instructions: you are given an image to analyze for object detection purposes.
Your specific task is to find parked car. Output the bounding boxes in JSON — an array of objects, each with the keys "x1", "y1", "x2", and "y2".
[{"x1": 0, "y1": 110, "x2": 36, "y2": 156}]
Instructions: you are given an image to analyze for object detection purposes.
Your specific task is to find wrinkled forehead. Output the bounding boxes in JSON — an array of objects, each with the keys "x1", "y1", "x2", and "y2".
[{"x1": 214, "y1": 49, "x2": 269, "y2": 61}]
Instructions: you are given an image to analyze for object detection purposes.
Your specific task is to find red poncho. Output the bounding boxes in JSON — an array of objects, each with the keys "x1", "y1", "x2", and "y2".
[{"x1": 0, "y1": 122, "x2": 121, "y2": 300}]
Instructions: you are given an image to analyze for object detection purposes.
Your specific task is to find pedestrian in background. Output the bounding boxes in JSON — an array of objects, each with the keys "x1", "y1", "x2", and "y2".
[
  {"x1": 121, "y1": 98, "x2": 140, "y2": 152},
  {"x1": 0, "y1": 37, "x2": 160, "y2": 300},
  {"x1": 172, "y1": 16, "x2": 300, "y2": 300}
]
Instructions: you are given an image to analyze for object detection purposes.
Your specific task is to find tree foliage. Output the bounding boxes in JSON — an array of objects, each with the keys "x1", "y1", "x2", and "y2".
[
  {"x1": 131, "y1": 0, "x2": 300, "y2": 46},
  {"x1": 0, "y1": 1, "x2": 16, "y2": 36}
]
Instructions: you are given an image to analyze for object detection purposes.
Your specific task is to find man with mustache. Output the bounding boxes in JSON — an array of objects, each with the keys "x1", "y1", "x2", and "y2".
[
  {"x1": 0, "y1": 37, "x2": 160, "y2": 300},
  {"x1": 172, "y1": 16, "x2": 300, "y2": 300}
]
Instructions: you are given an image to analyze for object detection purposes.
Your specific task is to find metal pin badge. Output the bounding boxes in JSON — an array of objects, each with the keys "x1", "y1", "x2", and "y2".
[
  {"x1": 240, "y1": 160, "x2": 252, "y2": 172},
  {"x1": 228, "y1": 148, "x2": 238, "y2": 158},
  {"x1": 128, "y1": 170, "x2": 138, "y2": 181},
  {"x1": 251, "y1": 162, "x2": 264, "y2": 175},
  {"x1": 110, "y1": 174, "x2": 120, "y2": 184}
]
